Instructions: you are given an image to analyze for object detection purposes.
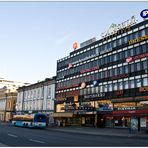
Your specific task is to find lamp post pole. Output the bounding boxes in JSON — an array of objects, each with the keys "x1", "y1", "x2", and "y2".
[{"x1": 4, "y1": 93, "x2": 8, "y2": 123}]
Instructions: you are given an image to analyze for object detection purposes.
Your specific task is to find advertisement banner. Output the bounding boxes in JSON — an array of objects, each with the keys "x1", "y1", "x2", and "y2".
[{"x1": 130, "y1": 117, "x2": 138, "y2": 131}]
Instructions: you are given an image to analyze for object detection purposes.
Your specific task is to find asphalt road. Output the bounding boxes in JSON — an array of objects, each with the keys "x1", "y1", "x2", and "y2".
[{"x1": 0, "y1": 123, "x2": 148, "y2": 147}]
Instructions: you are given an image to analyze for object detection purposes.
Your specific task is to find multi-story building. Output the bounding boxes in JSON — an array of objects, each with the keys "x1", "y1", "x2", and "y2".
[
  {"x1": 16, "y1": 77, "x2": 56, "y2": 124},
  {"x1": 0, "y1": 86, "x2": 18, "y2": 122},
  {"x1": 0, "y1": 78, "x2": 30, "y2": 122},
  {"x1": 54, "y1": 16, "x2": 148, "y2": 130}
]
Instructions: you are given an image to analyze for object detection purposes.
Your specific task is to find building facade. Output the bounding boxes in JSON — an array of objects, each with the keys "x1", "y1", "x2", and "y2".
[
  {"x1": 0, "y1": 86, "x2": 17, "y2": 122},
  {"x1": 54, "y1": 16, "x2": 148, "y2": 130},
  {"x1": 0, "y1": 79, "x2": 29, "y2": 122},
  {"x1": 16, "y1": 77, "x2": 56, "y2": 124}
]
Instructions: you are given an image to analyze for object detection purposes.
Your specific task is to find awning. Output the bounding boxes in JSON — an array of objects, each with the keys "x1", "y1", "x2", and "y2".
[{"x1": 53, "y1": 112, "x2": 73, "y2": 117}]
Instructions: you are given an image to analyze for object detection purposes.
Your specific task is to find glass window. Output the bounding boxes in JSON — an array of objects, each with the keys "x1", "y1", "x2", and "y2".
[
  {"x1": 100, "y1": 85, "x2": 104, "y2": 92},
  {"x1": 113, "y1": 83, "x2": 117, "y2": 91},
  {"x1": 136, "y1": 62, "x2": 141, "y2": 71},
  {"x1": 108, "y1": 83, "x2": 113, "y2": 92},
  {"x1": 124, "y1": 81, "x2": 129, "y2": 89},
  {"x1": 91, "y1": 87, "x2": 95, "y2": 94},
  {"x1": 113, "y1": 41, "x2": 116, "y2": 48},
  {"x1": 130, "y1": 64, "x2": 135, "y2": 73},
  {"x1": 113, "y1": 54, "x2": 117, "y2": 61},
  {"x1": 125, "y1": 65, "x2": 129, "y2": 74},
  {"x1": 142, "y1": 44, "x2": 147, "y2": 53},
  {"x1": 119, "y1": 66, "x2": 124, "y2": 75},
  {"x1": 143, "y1": 78, "x2": 148, "y2": 86},
  {"x1": 135, "y1": 46, "x2": 140, "y2": 55},
  {"x1": 105, "y1": 71, "x2": 108, "y2": 78},
  {"x1": 119, "y1": 81, "x2": 123, "y2": 90},
  {"x1": 143, "y1": 61, "x2": 148, "y2": 70},
  {"x1": 104, "y1": 84, "x2": 108, "y2": 92},
  {"x1": 96, "y1": 86, "x2": 99, "y2": 93},
  {"x1": 141, "y1": 29, "x2": 146, "y2": 36},
  {"x1": 124, "y1": 50, "x2": 129, "y2": 58},
  {"x1": 136, "y1": 79, "x2": 141, "y2": 87},
  {"x1": 129, "y1": 80, "x2": 135, "y2": 88},
  {"x1": 130, "y1": 49, "x2": 134, "y2": 56}
]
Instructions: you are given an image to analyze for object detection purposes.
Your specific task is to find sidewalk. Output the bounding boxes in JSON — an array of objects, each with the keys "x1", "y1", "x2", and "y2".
[
  {"x1": 0, "y1": 142, "x2": 7, "y2": 147},
  {"x1": 47, "y1": 126, "x2": 148, "y2": 139}
]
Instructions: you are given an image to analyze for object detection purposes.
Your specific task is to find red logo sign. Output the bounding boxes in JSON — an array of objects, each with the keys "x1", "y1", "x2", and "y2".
[
  {"x1": 126, "y1": 57, "x2": 133, "y2": 62},
  {"x1": 68, "y1": 63, "x2": 73, "y2": 69},
  {"x1": 73, "y1": 42, "x2": 78, "y2": 50},
  {"x1": 80, "y1": 82, "x2": 86, "y2": 89}
]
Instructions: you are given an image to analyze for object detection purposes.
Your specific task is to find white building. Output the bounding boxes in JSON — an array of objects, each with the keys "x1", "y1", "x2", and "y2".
[{"x1": 16, "y1": 77, "x2": 56, "y2": 124}]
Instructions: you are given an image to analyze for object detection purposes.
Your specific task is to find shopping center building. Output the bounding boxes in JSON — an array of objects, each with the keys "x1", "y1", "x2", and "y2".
[{"x1": 54, "y1": 16, "x2": 148, "y2": 129}]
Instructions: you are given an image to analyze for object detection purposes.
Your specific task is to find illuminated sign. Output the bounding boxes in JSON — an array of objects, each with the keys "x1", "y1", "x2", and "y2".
[
  {"x1": 112, "y1": 74, "x2": 129, "y2": 80},
  {"x1": 126, "y1": 53, "x2": 148, "y2": 63},
  {"x1": 140, "y1": 9, "x2": 148, "y2": 19},
  {"x1": 80, "y1": 37, "x2": 96, "y2": 48},
  {"x1": 73, "y1": 42, "x2": 78, "y2": 50},
  {"x1": 101, "y1": 16, "x2": 137, "y2": 39},
  {"x1": 139, "y1": 86, "x2": 148, "y2": 92},
  {"x1": 80, "y1": 66, "x2": 99, "y2": 74},
  {"x1": 128, "y1": 35, "x2": 148, "y2": 45},
  {"x1": 84, "y1": 93, "x2": 105, "y2": 99},
  {"x1": 80, "y1": 82, "x2": 86, "y2": 89},
  {"x1": 114, "y1": 107, "x2": 136, "y2": 111},
  {"x1": 68, "y1": 63, "x2": 73, "y2": 69}
]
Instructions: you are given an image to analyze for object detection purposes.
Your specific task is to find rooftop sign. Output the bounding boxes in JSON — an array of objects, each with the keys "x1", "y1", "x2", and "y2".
[
  {"x1": 101, "y1": 16, "x2": 137, "y2": 39},
  {"x1": 80, "y1": 37, "x2": 96, "y2": 48}
]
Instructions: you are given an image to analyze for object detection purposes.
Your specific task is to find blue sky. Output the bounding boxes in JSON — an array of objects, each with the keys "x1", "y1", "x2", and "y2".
[{"x1": 0, "y1": 1, "x2": 147, "y2": 83}]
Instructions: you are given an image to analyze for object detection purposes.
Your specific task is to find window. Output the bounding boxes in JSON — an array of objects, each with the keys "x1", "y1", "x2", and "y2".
[
  {"x1": 108, "y1": 83, "x2": 113, "y2": 91},
  {"x1": 143, "y1": 61, "x2": 148, "y2": 70},
  {"x1": 130, "y1": 64, "x2": 135, "y2": 73},
  {"x1": 113, "y1": 83, "x2": 117, "y2": 91},
  {"x1": 124, "y1": 81, "x2": 129, "y2": 89},
  {"x1": 130, "y1": 49, "x2": 134, "y2": 56},
  {"x1": 118, "y1": 81, "x2": 123, "y2": 90},
  {"x1": 129, "y1": 80, "x2": 135, "y2": 88},
  {"x1": 135, "y1": 46, "x2": 140, "y2": 55},
  {"x1": 125, "y1": 65, "x2": 129, "y2": 74},
  {"x1": 119, "y1": 66, "x2": 124, "y2": 75},
  {"x1": 143, "y1": 78, "x2": 148, "y2": 86},
  {"x1": 136, "y1": 79, "x2": 141, "y2": 87},
  {"x1": 124, "y1": 50, "x2": 129, "y2": 58},
  {"x1": 113, "y1": 54, "x2": 118, "y2": 61},
  {"x1": 135, "y1": 62, "x2": 141, "y2": 71},
  {"x1": 142, "y1": 44, "x2": 147, "y2": 53}
]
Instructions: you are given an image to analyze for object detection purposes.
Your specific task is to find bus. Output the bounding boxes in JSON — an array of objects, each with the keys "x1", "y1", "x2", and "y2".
[{"x1": 12, "y1": 113, "x2": 47, "y2": 128}]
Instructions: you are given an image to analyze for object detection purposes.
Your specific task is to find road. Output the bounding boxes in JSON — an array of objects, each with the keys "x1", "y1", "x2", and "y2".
[{"x1": 0, "y1": 123, "x2": 148, "y2": 147}]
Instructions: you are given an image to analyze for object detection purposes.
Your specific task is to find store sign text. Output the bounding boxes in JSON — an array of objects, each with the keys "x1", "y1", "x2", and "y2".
[
  {"x1": 128, "y1": 34, "x2": 148, "y2": 45},
  {"x1": 126, "y1": 53, "x2": 148, "y2": 63},
  {"x1": 101, "y1": 16, "x2": 137, "y2": 39},
  {"x1": 84, "y1": 93, "x2": 105, "y2": 99},
  {"x1": 115, "y1": 107, "x2": 136, "y2": 111},
  {"x1": 80, "y1": 66, "x2": 99, "y2": 74},
  {"x1": 112, "y1": 74, "x2": 129, "y2": 80}
]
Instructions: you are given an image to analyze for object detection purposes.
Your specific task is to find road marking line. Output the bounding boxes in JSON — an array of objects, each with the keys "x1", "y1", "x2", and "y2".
[
  {"x1": 29, "y1": 139, "x2": 45, "y2": 144},
  {"x1": 8, "y1": 133, "x2": 18, "y2": 138}
]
